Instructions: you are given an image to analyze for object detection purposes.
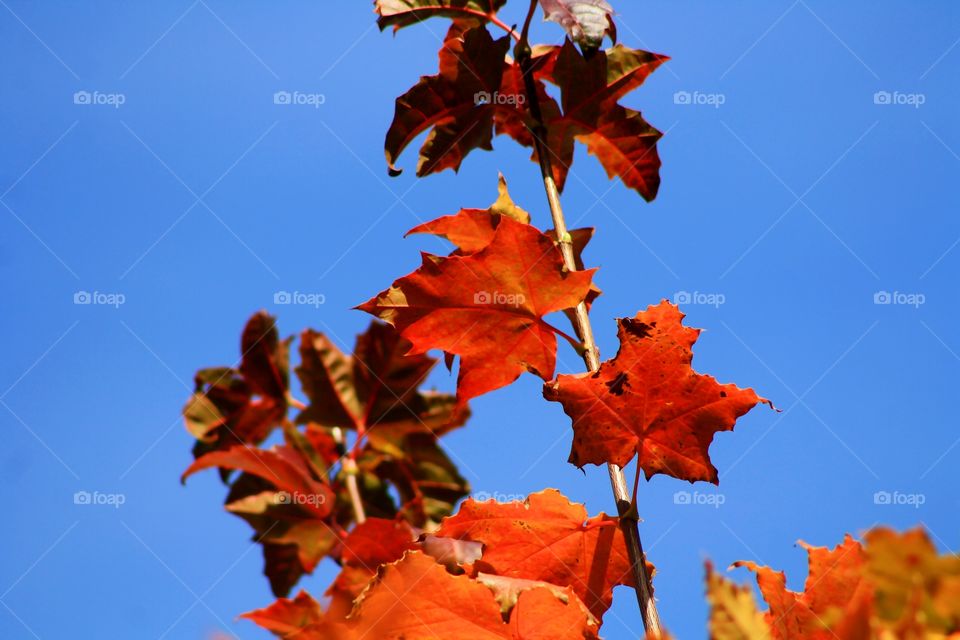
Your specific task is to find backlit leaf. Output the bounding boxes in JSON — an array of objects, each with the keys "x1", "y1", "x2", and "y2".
[
  {"x1": 359, "y1": 216, "x2": 595, "y2": 404},
  {"x1": 544, "y1": 300, "x2": 771, "y2": 483}
]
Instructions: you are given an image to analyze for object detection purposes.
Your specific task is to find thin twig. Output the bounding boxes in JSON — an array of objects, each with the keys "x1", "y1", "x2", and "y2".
[
  {"x1": 515, "y1": 2, "x2": 662, "y2": 635},
  {"x1": 334, "y1": 427, "x2": 367, "y2": 524}
]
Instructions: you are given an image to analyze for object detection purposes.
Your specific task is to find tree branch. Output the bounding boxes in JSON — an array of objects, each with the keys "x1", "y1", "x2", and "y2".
[{"x1": 515, "y1": 3, "x2": 663, "y2": 634}]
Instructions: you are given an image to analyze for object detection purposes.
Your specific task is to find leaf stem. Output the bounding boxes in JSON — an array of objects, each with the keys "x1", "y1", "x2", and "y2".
[
  {"x1": 515, "y1": 6, "x2": 663, "y2": 635},
  {"x1": 334, "y1": 427, "x2": 367, "y2": 524},
  {"x1": 544, "y1": 321, "x2": 586, "y2": 354}
]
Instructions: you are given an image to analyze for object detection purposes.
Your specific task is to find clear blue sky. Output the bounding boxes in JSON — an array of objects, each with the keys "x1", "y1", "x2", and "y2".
[{"x1": 2, "y1": 2, "x2": 959, "y2": 638}]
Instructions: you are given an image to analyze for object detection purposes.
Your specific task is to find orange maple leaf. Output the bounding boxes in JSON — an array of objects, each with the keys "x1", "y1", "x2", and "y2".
[
  {"x1": 351, "y1": 551, "x2": 599, "y2": 640},
  {"x1": 734, "y1": 535, "x2": 870, "y2": 640},
  {"x1": 544, "y1": 300, "x2": 771, "y2": 483},
  {"x1": 359, "y1": 216, "x2": 594, "y2": 405},
  {"x1": 435, "y1": 489, "x2": 636, "y2": 621}
]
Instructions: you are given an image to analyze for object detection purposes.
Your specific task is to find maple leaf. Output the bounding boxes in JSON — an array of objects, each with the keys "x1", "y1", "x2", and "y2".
[
  {"x1": 241, "y1": 589, "x2": 351, "y2": 640},
  {"x1": 183, "y1": 311, "x2": 290, "y2": 461},
  {"x1": 407, "y1": 173, "x2": 531, "y2": 253},
  {"x1": 408, "y1": 174, "x2": 597, "y2": 313},
  {"x1": 435, "y1": 488, "x2": 635, "y2": 621},
  {"x1": 240, "y1": 589, "x2": 324, "y2": 636},
  {"x1": 326, "y1": 517, "x2": 418, "y2": 616},
  {"x1": 718, "y1": 528, "x2": 960, "y2": 640},
  {"x1": 733, "y1": 535, "x2": 869, "y2": 640},
  {"x1": 359, "y1": 216, "x2": 595, "y2": 405},
  {"x1": 385, "y1": 26, "x2": 513, "y2": 177},
  {"x1": 864, "y1": 527, "x2": 960, "y2": 634},
  {"x1": 350, "y1": 551, "x2": 599, "y2": 639},
  {"x1": 706, "y1": 563, "x2": 771, "y2": 640},
  {"x1": 538, "y1": 40, "x2": 667, "y2": 198},
  {"x1": 539, "y1": 0, "x2": 615, "y2": 49},
  {"x1": 183, "y1": 444, "x2": 334, "y2": 518},
  {"x1": 543, "y1": 300, "x2": 771, "y2": 483},
  {"x1": 223, "y1": 473, "x2": 340, "y2": 596},
  {"x1": 383, "y1": 26, "x2": 666, "y2": 199},
  {"x1": 375, "y1": 0, "x2": 507, "y2": 32},
  {"x1": 360, "y1": 427, "x2": 470, "y2": 526},
  {"x1": 296, "y1": 320, "x2": 465, "y2": 436}
]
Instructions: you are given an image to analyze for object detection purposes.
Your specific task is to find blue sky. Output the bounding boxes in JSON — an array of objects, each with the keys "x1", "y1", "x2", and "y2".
[{"x1": 2, "y1": 1, "x2": 959, "y2": 638}]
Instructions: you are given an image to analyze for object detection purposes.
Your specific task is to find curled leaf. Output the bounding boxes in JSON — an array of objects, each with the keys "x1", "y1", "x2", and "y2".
[
  {"x1": 436, "y1": 488, "x2": 635, "y2": 621},
  {"x1": 539, "y1": 0, "x2": 615, "y2": 49}
]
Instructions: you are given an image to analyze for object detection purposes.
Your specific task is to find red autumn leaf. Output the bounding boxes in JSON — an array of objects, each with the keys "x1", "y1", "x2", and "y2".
[
  {"x1": 359, "y1": 427, "x2": 470, "y2": 527},
  {"x1": 407, "y1": 173, "x2": 531, "y2": 253},
  {"x1": 435, "y1": 488, "x2": 635, "y2": 621},
  {"x1": 494, "y1": 45, "x2": 563, "y2": 144},
  {"x1": 537, "y1": 40, "x2": 668, "y2": 198},
  {"x1": 407, "y1": 175, "x2": 596, "y2": 303},
  {"x1": 350, "y1": 551, "x2": 598, "y2": 639},
  {"x1": 240, "y1": 589, "x2": 349, "y2": 640},
  {"x1": 240, "y1": 310, "x2": 291, "y2": 402},
  {"x1": 182, "y1": 444, "x2": 333, "y2": 518},
  {"x1": 544, "y1": 300, "x2": 771, "y2": 483},
  {"x1": 384, "y1": 24, "x2": 666, "y2": 200},
  {"x1": 326, "y1": 517, "x2": 418, "y2": 616},
  {"x1": 734, "y1": 535, "x2": 869, "y2": 640},
  {"x1": 183, "y1": 311, "x2": 290, "y2": 458},
  {"x1": 296, "y1": 321, "x2": 464, "y2": 436},
  {"x1": 359, "y1": 216, "x2": 595, "y2": 405},
  {"x1": 240, "y1": 589, "x2": 324, "y2": 635},
  {"x1": 375, "y1": 0, "x2": 507, "y2": 32},
  {"x1": 385, "y1": 25, "x2": 512, "y2": 177},
  {"x1": 223, "y1": 472, "x2": 340, "y2": 596},
  {"x1": 716, "y1": 528, "x2": 960, "y2": 640}
]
